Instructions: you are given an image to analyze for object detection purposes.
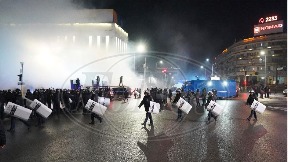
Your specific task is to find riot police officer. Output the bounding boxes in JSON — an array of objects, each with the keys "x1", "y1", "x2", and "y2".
[
  {"x1": 246, "y1": 91, "x2": 258, "y2": 121},
  {"x1": 173, "y1": 90, "x2": 182, "y2": 121},
  {"x1": 138, "y1": 91, "x2": 153, "y2": 127}
]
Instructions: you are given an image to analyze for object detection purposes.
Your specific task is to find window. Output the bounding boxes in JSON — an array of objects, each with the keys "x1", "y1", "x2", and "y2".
[
  {"x1": 97, "y1": 36, "x2": 100, "y2": 48},
  {"x1": 88, "y1": 36, "x2": 92, "y2": 46},
  {"x1": 105, "y1": 36, "x2": 109, "y2": 49}
]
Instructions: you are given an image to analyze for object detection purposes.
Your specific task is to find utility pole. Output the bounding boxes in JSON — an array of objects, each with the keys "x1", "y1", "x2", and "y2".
[{"x1": 20, "y1": 62, "x2": 24, "y2": 97}]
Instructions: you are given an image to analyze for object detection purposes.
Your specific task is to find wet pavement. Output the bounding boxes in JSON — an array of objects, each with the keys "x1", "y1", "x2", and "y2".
[{"x1": 0, "y1": 93, "x2": 286, "y2": 162}]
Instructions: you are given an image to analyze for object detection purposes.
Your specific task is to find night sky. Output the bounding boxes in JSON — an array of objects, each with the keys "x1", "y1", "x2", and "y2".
[{"x1": 74, "y1": 0, "x2": 287, "y2": 60}]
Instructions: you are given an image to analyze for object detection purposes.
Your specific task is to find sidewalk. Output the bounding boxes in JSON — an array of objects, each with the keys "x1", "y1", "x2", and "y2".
[
  {"x1": 238, "y1": 92, "x2": 287, "y2": 101},
  {"x1": 257, "y1": 93, "x2": 287, "y2": 102}
]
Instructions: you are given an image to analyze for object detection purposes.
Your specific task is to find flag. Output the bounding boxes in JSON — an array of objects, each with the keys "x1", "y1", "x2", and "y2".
[
  {"x1": 29, "y1": 99, "x2": 52, "y2": 118},
  {"x1": 148, "y1": 101, "x2": 160, "y2": 114},
  {"x1": 250, "y1": 99, "x2": 266, "y2": 114},
  {"x1": 4, "y1": 102, "x2": 32, "y2": 121},
  {"x1": 176, "y1": 97, "x2": 192, "y2": 114},
  {"x1": 207, "y1": 101, "x2": 223, "y2": 116}
]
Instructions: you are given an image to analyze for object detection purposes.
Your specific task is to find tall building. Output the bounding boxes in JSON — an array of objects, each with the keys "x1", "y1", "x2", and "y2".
[
  {"x1": 214, "y1": 33, "x2": 287, "y2": 87},
  {"x1": 0, "y1": 9, "x2": 129, "y2": 89},
  {"x1": 214, "y1": 15, "x2": 286, "y2": 89},
  {"x1": 0, "y1": 9, "x2": 128, "y2": 54}
]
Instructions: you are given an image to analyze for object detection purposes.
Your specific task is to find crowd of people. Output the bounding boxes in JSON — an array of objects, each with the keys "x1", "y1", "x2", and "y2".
[
  {"x1": 0, "y1": 85, "x2": 262, "y2": 149},
  {"x1": 0, "y1": 87, "x2": 120, "y2": 131},
  {"x1": 249, "y1": 84, "x2": 271, "y2": 99}
]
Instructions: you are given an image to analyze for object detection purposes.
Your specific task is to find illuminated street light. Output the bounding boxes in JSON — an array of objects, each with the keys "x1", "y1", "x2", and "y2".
[
  {"x1": 134, "y1": 43, "x2": 147, "y2": 71},
  {"x1": 200, "y1": 66, "x2": 207, "y2": 80},
  {"x1": 137, "y1": 43, "x2": 147, "y2": 90},
  {"x1": 137, "y1": 43, "x2": 146, "y2": 53},
  {"x1": 206, "y1": 58, "x2": 209, "y2": 62},
  {"x1": 156, "y1": 60, "x2": 163, "y2": 69},
  {"x1": 260, "y1": 50, "x2": 267, "y2": 87}
]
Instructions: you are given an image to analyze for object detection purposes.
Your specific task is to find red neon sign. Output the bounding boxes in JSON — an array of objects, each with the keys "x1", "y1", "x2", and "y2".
[
  {"x1": 254, "y1": 20, "x2": 283, "y2": 36},
  {"x1": 259, "y1": 15, "x2": 278, "y2": 24}
]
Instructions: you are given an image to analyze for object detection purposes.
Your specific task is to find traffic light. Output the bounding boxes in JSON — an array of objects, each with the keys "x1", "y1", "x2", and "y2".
[
  {"x1": 17, "y1": 74, "x2": 22, "y2": 81},
  {"x1": 243, "y1": 80, "x2": 247, "y2": 86},
  {"x1": 162, "y1": 68, "x2": 167, "y2": 73}
]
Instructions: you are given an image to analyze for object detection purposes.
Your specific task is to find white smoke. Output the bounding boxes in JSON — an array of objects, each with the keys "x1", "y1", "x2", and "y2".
[{"x1": 0, "y1": 0, "x2": 143, "y2": 90}]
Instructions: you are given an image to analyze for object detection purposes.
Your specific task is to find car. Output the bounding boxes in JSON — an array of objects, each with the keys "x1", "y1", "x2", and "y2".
[{"x1": 283, "y1": 89, "x2": 287, "y2": 97}]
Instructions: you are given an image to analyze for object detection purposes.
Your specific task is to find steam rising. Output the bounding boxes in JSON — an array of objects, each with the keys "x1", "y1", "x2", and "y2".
[{"x1": 0, "y1": 0, "x2": 142, "y2": 90}]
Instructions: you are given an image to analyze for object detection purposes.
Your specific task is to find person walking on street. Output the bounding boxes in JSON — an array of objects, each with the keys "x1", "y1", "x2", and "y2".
[
  {"x1": 138, "y1": 91, "x2": 153, "y2": 127},
  {"x1": 123, "y1": 90, "x2": 129, "y2": 103},
  {"x1": 89, "y1": 112, "x2": 102, "y2": 124},
  {"x1": 206, "y1": 91, "x2": 217, "y2": 123},
  {"x1": 195, "y1": 89, "x2": 200, "y2": 107},
  {"x1": 246, "y1": 91, "x2": 258, "y2": 121},
  {"x1": 173, "y1": 90, "x2": 182, "y2": 121}
]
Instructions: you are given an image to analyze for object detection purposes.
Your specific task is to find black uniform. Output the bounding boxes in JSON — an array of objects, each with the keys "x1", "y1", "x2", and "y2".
[
  {"x1": 0, "y1": 120, "x2": 6, "y2": 148},
  {"x1": 206, "y1": 93, "x2": 217, "y2": 122},
  {"x1": 247, "y1": 92, "x2": 258, "y2": 121},
  {"x1": 8, "y1": 91, "x2": 30, "y2": 132},
  {"x1": 138, "y1": 93, "x2": 153, "y2": 126},
  {"x1": 52, "y1": 90, "x2": 61, "y2": 115},
  {"x1": 0, "y1": 91, "x2": 5, "y2": 120},
  {"x1": 173, "y1": 91, "x2": 182, "y2": 120}
]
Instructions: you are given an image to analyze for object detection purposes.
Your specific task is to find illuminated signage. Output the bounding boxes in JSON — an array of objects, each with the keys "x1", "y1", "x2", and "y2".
[
  {"x1": 254, "y1": 20, "x2": 283, "y2": 36},
  {"x1": 259, "y1": 16, "x2": 278, "y2": 24}
]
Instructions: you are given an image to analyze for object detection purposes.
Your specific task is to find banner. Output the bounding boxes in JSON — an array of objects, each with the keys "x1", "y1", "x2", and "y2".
[
  {"x1": 4, "y1": 102, "x2": 32, "y2": 121},
  {"x1": 148, "y1": 101, "x2": 160, "y2": 114},
  {"x1": 176, "y1": 97, "x2": 192, "y2": 114},
  {"x1": 207, "y1": 101, "x2": 223, "y2": 116},
  {"x1": 85, "y1": 99, "x2": 107, "y2": 116},
  {"x1": 250, "y1": 99, "x2": 266, "y2": 114},
  {"x1": 29, "y1": 99, "x2": 52, "y2": 118}
]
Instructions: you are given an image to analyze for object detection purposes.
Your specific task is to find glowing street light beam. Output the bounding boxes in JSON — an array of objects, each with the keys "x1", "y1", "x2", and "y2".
[{"x1": 137, "y1": 43, "x2": 146, "y2": 53}]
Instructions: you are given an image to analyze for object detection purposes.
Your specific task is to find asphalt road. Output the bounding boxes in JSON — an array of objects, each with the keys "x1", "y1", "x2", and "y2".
[{"x1": 0, "y1": 93, "x2": 286, "y2": 162}]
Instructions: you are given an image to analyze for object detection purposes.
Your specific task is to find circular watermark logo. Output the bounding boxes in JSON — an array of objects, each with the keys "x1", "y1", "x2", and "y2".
[{"x1": 60, "y1": 51, "x2": 231, "y2": 141}]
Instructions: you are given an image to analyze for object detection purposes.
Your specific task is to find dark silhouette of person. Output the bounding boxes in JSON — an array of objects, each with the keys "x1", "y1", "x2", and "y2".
[
  {"x1": 0, "y1": 120, "x2": 6, "y2": 148},
  {"x1": 119, "y1": 76, "x2": 123, "y2": 87},
  {"x1": 138, "y1": 91, "x2": 153, "y2": 127}
]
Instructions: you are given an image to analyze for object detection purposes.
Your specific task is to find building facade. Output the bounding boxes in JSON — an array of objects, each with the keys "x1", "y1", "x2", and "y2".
[
  {"x1": 0, "y1": 9, "x2": 128, "y2": 54},
  {"x1": 0, "y1": 9, "x2": 129, "y2": 89},
  {"x1": 214, "y1": 33, "x2": 287, "y2": 88}
]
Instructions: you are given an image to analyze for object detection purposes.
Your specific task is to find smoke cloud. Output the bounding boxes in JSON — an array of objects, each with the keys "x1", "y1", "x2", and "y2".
[{"x1": 0, "y1": 0, "x2": 142, "y2": 90}]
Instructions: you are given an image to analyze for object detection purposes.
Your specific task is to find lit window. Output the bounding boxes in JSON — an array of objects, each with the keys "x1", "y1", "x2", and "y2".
[
  {"x1": 89, "y1": 36, "x2": 92, "y2": 46},
  {"x1": 97, "y1": 36, "x2": 100, "y2": 48},
  {"x1": 72, "y1": 36, "x2": 76, "y2": 43},
  {"x1": 116, "y1": 37, "x2": 118, "y2": 51},
  {"x1": 106, "y1": 36, "x2": 109, "y2": 49},
  {"x1": 119, "y1": 39, "x2": 122, "y2": 52}
]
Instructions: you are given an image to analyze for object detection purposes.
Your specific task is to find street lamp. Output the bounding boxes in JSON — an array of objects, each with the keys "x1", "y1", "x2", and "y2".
[
  {"x1": 156, "y1": 60, "x2": 163, "y2": 69},
  {"x1": 134, "y1": 43, "x2": 147, "y2": 71},
  {"x1": 260, "y1": 50, "x2": 267, "y2": 87},
  {"x1": 201, "y1": 65, "x2": 207, "y2": 80},
  {"x1": 20, "y1": 62, "x2": 24, "y2": 97},
  {"x1": 205, "y1": 58, "x2": 215, "y2": 77},
  {"x1": 136, "y1": 43, "x2": 147, "y2": 89}
]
